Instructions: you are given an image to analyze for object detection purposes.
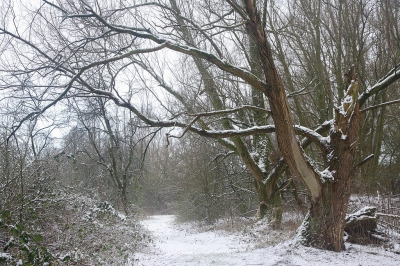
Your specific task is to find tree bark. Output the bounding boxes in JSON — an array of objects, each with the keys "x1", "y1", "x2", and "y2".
[
  {"x1": 242, "y1": 0, "x2": 322, "y2": 200},
  {"x1": 298, "y1": 67, "x2": 361, "y2": 250},
  {"x1": 241, "y1": 1, "x2": 361, "y2": 251}
]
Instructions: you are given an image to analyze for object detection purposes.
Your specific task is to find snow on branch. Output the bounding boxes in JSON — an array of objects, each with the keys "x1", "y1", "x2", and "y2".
[
  {"x1": 264, "y1": 120, "x2": 333, "y2": 184},
  {"x1": 169, "y1": 125, "x2": 277, "y2": 139},
  {"x1": 185, "y1": 105, "x2": 271, "y2": 117},
  {"x1": 359, "y1": 62, "x2": 400, "y2": 107},
  {"x1": 79, "y1": 86, "x2": 329, "y2": 146},
  {"x1": 354, "y1": 154, "x2": 374, "y2": 169},
  {"x1": 165, "y1": 122, "x2": 328, "y2": 147},
  {"x1": 294, "y1": 125, "x2": 330, "y2": 153},
  {"x1": 64, "y1": 2, "x2": 268, "y2": 93},
  {"x1": 300, "y1": 120, "x2": 332, "y2": 146}
]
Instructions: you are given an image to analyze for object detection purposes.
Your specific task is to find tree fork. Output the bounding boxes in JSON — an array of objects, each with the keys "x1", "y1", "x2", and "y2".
[{"x1": 300, "y1": 66, "x2": 361, "y2": 251}]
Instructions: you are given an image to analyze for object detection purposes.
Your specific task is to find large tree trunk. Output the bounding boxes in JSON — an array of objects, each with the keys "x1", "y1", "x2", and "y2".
[
  {"x1": 298, "y1": 159, "x2": 354, "y2": 250},
  {"x1": 243, "y1": 1, "x2": 322, "y2": 200},
  {"x1": 298, "y1": 68, "x2": 361, "y2": 251},
  {"x1": 242, "y1": 1, "x2": 361, "y2": 251},
  {"x1": 299, "y1": 183, "x2": 351, "y2": 250}
]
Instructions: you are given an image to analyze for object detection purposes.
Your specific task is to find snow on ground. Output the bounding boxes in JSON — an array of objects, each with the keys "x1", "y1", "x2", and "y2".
[{"x1": 130, "y1": 215, "x2": 399, "y2": 266}]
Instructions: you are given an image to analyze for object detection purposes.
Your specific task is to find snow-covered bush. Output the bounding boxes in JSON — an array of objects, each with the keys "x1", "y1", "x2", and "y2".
[
  {"x1": 0, "y1": 189, "x2": 151, "y2": 265},
  {"x1": 0, "y1": 116, "x2": 149, "y2": 265},
  {"x1": 0, "y1": 210, "x2": 55, "y2": 265},
  {"x1": 51, "y1": 191, "x2": 151, "y2": 265}
]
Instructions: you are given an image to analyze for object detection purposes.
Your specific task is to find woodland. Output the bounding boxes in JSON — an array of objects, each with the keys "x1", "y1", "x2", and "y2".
[{"x1": 0, "y1": 0, "x2": 400, "y2": 264}]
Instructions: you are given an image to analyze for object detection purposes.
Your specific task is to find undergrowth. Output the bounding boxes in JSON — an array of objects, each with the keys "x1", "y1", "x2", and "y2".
[{"x1": 0, "y1": 188, "x2": 151, "y2": 265}]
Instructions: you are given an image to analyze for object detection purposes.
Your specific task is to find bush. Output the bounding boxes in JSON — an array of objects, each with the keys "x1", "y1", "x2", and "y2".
[{"x1": 0, "y1": 189, "x2": 151, "y2": 265}]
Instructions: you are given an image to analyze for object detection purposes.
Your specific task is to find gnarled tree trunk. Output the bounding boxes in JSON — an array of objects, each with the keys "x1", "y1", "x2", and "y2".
[{"x1": 242, "y1": 1, "x2": 360, "y2": 251}]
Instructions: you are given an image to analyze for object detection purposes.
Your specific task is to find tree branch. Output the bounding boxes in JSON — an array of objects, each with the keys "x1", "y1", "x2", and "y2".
[
  {"x1": 186, "y1": 105, "x2": 271, "y2": 117},
  {"x1": 358, "y1": 63, "x2": 400, "y2": 107},
  {"x1": 7, "y1": 43, "x2": 167, "y2": 140},
  {"x1": 360, "y1": 98, "x2": 400, "y2": 113},
  {"x1": 68, "y1": 3, "x2": 268, "y2": 92}
]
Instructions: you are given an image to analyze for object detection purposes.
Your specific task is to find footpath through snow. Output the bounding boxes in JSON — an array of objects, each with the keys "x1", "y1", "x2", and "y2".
[{"x1": 131, "y1": 215, "x2": 399, "y2": 266}]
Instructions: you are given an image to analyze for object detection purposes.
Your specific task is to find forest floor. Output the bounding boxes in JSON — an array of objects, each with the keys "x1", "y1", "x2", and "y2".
[{"x1": 130, "y1": 215, "x2": 399, "y2": 266}]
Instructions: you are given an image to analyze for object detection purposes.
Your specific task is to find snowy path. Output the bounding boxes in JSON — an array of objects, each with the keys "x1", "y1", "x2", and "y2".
[
  {"x1": 133, "y1": 215, "x2": 258, "y2": 265},
  {"x1": 132, "y1": 215, "x2": 399, "y2": 266}
]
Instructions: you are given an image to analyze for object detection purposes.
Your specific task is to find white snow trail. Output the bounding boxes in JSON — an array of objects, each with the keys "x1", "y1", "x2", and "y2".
[
  {"x1": 130, "y1": 215, "x2": 399, "y2": 266},
  {"x1": 132, "y1": 215, "x2": 267, "y2": 265}
]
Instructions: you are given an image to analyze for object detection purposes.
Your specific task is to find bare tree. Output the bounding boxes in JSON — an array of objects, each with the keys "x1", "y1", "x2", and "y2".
[
  {"x1": 1, "y1": 0, "x2": 400, "y2": 251},
  {"x1": 62, "y1": 97, "x2": 152, "y2": 214}
]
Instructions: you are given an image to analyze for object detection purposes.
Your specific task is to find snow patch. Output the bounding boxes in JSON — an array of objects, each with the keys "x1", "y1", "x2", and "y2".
[
  {"x1": 131, "y1": 214, "x2": 400, "y2": 266},
  {"x1": 327, "y1": 150, "x2": 334, "y2": 162},
  {"x1": 319, "y1": 168, "x2": 335, "y2": 181},
  {"x1": 346, "y1": 206, "x2": 376, "y2": 223},
  {"x1": 0, "y1": 253, "x2": 11, "y2": 260}
]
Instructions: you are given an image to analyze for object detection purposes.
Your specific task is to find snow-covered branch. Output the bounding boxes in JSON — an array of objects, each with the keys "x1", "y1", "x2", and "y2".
[
  {"x1": 264, "y1": 120, "x2": 333, "y2": 184},
  {"x1": 186, "y1": 105, "x2": 271, "y2": 117},
  {"x1": 64, "y1": 2, "x2": 268, "y2": 93},
  {"x1": 294, "y1": 125, "x2": 330, "y2": 153},
  {"x1": 359, "y1": 63, "x2": 400, "y2": 107}
]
